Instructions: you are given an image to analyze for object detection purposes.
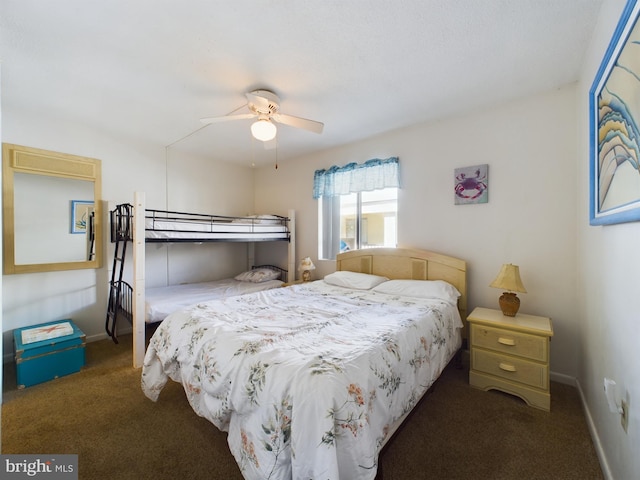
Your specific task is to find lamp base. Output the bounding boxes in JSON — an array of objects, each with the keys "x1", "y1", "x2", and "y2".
[
  {"x1": 498, "y1": 292, "x2": 520, "y2": 317},
  {"x1": 302, "y1": 270, "x2": 311, "y2": 282}
]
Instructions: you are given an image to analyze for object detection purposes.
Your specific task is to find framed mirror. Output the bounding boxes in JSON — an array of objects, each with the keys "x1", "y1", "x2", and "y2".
[{"x1": 2, "y1": 143, "x2": 102, "y2": 274}]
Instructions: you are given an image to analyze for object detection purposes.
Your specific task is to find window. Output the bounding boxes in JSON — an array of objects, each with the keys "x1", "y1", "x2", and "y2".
[
  {"x1": 338, "y1": 187, "x2": 398, "y2": 250},
  {"x1": 315, "y1": 158, "x2": 399, "y2": 260}
]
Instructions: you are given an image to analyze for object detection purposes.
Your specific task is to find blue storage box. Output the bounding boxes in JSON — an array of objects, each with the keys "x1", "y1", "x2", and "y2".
[{"x1": 13, "y1": 319, "x2": 86, "y2": 389}]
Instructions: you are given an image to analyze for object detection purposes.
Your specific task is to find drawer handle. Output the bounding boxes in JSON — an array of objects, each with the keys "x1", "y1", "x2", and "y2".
[
  {"x1": 498, "y1": 337, "x2": 516, "y2": 346},
  {"x1": 499, "y1": 362, "x2": 517, "y2": 372}
]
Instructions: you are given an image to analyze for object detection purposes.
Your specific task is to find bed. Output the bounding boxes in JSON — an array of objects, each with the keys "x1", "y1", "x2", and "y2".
[
  {"x1": 106, "y1": 193, "x2": 296, "y2": 365},
  {"x1": 141, "y1": 247, "x2": 467, "y2": 479},
  {"x1": 144, "y1": 265, "x2": 287, "y2": 323},
  {"x1": 143, "y1": 209, "x2": 290, "y2": 242},
  {"x1": 109, "y1": 263, "x2": 287, "y2": 329}
]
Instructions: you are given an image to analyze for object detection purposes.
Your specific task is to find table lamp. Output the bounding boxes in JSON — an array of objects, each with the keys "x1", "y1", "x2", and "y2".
[
  {"x1": 298, "y1": 257, "x2": 316, "y2": 282},
  {"x1": 489, "y1": 263, "x2": 527, "y2": 316}
]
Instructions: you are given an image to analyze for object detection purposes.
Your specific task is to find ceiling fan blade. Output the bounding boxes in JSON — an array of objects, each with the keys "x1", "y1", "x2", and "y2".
[
  {"x1": 200, "y1": 113, "x2": 256, "y2": 125},
  {"x1": 272, "y1": 113, "x2": 324, "y2": 134}
]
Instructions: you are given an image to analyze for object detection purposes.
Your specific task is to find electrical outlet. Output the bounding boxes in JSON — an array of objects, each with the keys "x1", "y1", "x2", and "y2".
[{"x1": 621, "y1": 399, "x2": 629, "y2": 433}]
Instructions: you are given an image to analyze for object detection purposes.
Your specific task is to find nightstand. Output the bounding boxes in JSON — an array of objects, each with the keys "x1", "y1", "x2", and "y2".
[{"x1": 468, "y1": 307, "x2": 553, "y2": 411}]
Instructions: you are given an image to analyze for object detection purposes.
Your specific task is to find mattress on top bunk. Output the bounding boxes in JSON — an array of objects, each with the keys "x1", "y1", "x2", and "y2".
[
  {"x1": 145, "y1": 218, "x2": 289, "y2": 240},
  {"x1": 145, "y1": 277, "x2": 284, "y2": 323}
]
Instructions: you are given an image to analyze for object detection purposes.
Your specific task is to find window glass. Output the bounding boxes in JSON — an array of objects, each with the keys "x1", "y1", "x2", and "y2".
[
  {"x1": 320, "y1": 187, "x2": 397, "y2": 259},
  {"x1": 360, "y1": 188, "x2": 397, "y2": 249}
]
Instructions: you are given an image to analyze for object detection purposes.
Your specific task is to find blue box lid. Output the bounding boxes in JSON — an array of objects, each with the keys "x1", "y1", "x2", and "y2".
[{"x1": 14, "y1": 319, "x2": 85, "y2": 360}]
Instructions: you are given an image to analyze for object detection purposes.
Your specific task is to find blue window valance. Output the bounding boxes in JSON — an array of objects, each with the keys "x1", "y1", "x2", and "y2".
[{"x1": 313, "y1": 157, "x2": 399, "y2": 199}]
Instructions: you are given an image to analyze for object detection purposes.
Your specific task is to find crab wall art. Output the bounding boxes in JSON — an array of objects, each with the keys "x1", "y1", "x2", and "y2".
[{"x1": 454, "y1": 164, "x2": 489, "y2": 205}]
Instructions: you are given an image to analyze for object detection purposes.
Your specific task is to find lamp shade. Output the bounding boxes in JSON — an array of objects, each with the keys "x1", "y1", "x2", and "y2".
[
  {"x1": 298, "y1": 257, "x2": 316, "y2": 272},
  {"x1": 489, "y1": 264, "x2": 527, "y2": 293},
  {"x1": 251, "y1": 118, "x2": 277, "y2": 141}
]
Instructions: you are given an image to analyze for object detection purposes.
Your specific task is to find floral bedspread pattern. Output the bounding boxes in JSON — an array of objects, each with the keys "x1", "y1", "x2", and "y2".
[{"x1": 142, "y1": 281, "x2": 462, "y2": 480}]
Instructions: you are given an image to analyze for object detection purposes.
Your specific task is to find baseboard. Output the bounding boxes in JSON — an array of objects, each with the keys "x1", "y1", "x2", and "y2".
[
  {"x1": 547, "y1": 372, "x2": 611, "y2": 479},
  {"x1": 85, "y1": 325, "x2": 133, "y2": 344},
  {"x1": 550, "y1": 370, "x2": 576, "y2": 386},
  {"x1": 576, "y1": 378, "x2": 613, "y2": 480}
]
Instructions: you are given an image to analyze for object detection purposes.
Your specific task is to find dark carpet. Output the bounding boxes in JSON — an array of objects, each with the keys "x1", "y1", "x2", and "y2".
[{"x1": 2, "y1": 334, "x2": 603, "y2": 479}]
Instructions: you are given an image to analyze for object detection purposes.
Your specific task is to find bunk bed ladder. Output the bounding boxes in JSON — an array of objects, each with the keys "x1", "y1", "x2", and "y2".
[{"x1": 106, "y1": 204, "x2": 133, "y2": 344}]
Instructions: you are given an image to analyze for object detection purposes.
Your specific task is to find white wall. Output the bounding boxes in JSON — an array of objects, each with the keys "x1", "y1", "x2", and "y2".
[
  {"x1": 255, "y1": 85, "x2": 580, "y2": 379},
  {"x1": 144, "y1": 148, "x2": 257, "y2": 288},
  {"x1": 577, "y1": 1, "x2": 640, "y2": 479},
  {"x1": 2, "y1": 106, "x2": 255, "y2": 356}
]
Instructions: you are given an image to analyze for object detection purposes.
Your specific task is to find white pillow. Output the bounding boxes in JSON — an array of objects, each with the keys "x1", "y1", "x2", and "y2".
[
  {"x1": 232, "y1": 214, "x2": 283, "y2": 224},
  {"x1": 323, "y1": 271, "x2": 389, "y2": 290},
  {"x1": 255, "y1": 214, "x2": 284, "y2": 224},
  {"x1": 372, "y1": 279, "x2": 460, "y2": 304},
  {"x1": 235, "y1": 268, "x2": 281, "y2": 283}
]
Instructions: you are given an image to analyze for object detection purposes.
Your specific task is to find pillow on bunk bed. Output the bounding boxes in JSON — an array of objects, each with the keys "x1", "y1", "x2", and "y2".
[
  {"x1": 323, "y1": 271, "x2": 389, "y2": 290},
  {"x1": 254, "y1": 214, "x2": 283, "y2": 224},
  {"x1": 235, "y1": 268, "x2": 281, "y2": 283},
  {"x1": 232, "y1": 214, "x2": 283, "y2": 224},
  {"x1": 372, "y1": 279, "x2": 460, "y2": 304}
]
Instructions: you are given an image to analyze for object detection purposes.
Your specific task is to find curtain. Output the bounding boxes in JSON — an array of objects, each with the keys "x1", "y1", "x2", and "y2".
[
  {"x1": 313, "y1": 157, "x2": 399, "y2": 199},
  {"x1": 319, "y1": 195, "x2": 341, "y2": 260}
]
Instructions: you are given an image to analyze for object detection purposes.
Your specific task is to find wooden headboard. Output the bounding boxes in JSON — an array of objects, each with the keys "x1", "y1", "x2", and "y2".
[{"x1": 336, "y1": 247, "x2": 468, "y2": 336}]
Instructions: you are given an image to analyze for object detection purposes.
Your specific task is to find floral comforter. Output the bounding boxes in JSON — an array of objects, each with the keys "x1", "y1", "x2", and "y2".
[{"x1": 141, "y1": 281, "x2": 462, "y2": 480}]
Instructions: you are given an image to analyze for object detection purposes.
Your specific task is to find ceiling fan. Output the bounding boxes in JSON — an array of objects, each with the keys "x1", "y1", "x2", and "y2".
[{"x1": 200, "y1": 89, "x2": 324, "y2": 142}]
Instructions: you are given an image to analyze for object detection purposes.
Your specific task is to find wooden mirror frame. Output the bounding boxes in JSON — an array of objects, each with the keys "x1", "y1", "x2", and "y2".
[{"x1": 2, "y1": 143, "x2": 102, "y2": 274}]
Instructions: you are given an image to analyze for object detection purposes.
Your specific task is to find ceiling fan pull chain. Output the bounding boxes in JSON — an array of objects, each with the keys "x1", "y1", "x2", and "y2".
[{"x1": 275, "y1": 140, "x2": 278, "y2": 170}]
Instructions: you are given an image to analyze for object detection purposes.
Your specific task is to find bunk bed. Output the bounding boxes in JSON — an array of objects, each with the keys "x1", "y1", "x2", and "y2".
[
  {"x1": 143, "y1": 267, "x2": 287, "y2": 324},
  {"x1": 106, "y1": 193, "x2": 295, "y2": 366},
  {"x1": 141, "y1": 247, "x2": 467, "y2": 480}
]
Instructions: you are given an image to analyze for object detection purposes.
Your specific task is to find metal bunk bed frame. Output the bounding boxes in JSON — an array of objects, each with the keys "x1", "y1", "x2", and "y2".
[
  {"x1": 106, "y1": 194, "x2": 295, "y2": 365},
  {"x1": 143, "y1": 208, "x2": 291, "y2": 243}
]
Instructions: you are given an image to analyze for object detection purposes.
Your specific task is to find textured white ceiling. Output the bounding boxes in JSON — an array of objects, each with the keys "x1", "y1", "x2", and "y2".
[{"x1": 0, "y1": 0, "x2": 604, "y2": 166}]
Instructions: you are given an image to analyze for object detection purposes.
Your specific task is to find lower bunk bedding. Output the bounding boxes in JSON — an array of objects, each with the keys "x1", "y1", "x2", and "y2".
[
  {"x1": 145, "y1": 266, "x2": 286, "y2": 323},
  {"x1": 142, "y1": 270, "x2": 463, "y2": 479}
]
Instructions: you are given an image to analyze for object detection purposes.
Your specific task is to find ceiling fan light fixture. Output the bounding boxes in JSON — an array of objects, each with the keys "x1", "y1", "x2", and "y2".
[{"x1": 251, "y1": 118, "x2": 277, "y2": 142}]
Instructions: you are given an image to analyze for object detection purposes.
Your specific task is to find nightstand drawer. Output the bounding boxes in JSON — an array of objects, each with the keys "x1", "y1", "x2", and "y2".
[
  {"x1": 471, "y1": 324, "x2": 548, "y2": 362},
  {"x1": 471, "y1": 349, "x2": 548, "y2": 390}
]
